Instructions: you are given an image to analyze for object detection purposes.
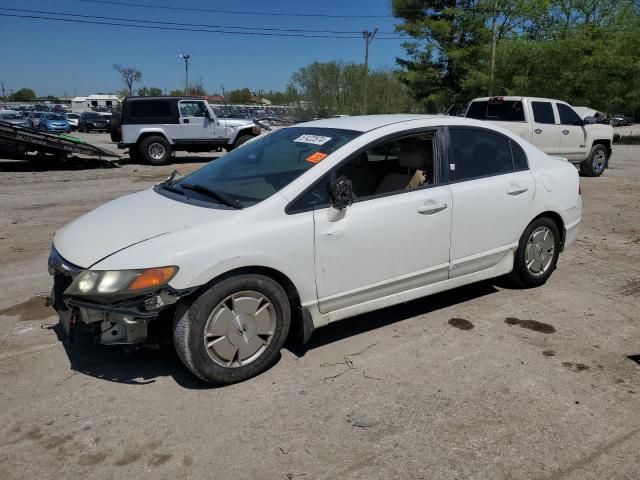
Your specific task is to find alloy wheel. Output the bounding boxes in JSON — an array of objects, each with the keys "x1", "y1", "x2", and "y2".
[{"x1": 148, "y1": 142, "x2": 166, "y2": 160}]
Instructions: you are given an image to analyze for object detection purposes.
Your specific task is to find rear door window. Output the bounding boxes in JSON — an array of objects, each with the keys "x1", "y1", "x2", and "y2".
[
  {"x1": 556, "y1": 103, "x2": 583, "y2": 126},
  {"x1": 531, "y1": 101, "x2": 556, "y2": 124},
  {"x1": 448, "y1": 128, "x2": 515, "y2": 181}
]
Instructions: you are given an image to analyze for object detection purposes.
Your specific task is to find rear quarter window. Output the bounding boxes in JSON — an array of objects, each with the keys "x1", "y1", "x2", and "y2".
[
  {"x1": 466, "y1": 100, "x2": 525, "y2": 122},
  {"x1": 130, "y1": 101, "x2": 171, "y2": 118}
]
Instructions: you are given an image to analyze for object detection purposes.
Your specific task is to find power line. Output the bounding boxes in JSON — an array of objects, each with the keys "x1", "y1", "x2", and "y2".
[
  {"x1": 78, "y1": 0, "x2": 399, "y2": 18},
  {"x1": 0, "y1": 12, "x2": 405, "y2": 39},
  {"x1": 1, "y1": 7, "x2": 397, "y2": 35}
]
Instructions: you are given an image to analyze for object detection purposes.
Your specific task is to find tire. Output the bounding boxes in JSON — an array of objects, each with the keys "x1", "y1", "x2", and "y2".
[
  {"x1": 580, "y1": 144, "x2": 608, "y2": 177},
  {"x1": 234, "y1": 134, "x2": 254, "y2": 150},
  {"x1": 173, "y1": 274, "x2": 291, "y2": 385},
  {"x1": 511, "y1": 217, "x2": 561, "y2": 288},
  {"x1": 139, "y1": 135, "x2": 172, "y2": 165}
]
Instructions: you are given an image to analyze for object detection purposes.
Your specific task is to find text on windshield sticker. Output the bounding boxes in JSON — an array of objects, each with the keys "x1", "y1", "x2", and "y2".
[{"x1": 293, "y1": 134, "x2": 332, "y2": 145}]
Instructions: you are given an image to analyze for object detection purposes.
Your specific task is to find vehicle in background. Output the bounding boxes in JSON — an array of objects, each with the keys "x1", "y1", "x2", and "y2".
[
  {"x1": 28, "y1": 111, "x2": 46, "y2": 128},
  {"x1": 111, "y1": 96, "x2": 262, "y2": 165},
  {"x1": 39, "y1": 113, "x2": 71, "y2": 133},
  {"x1": 78, "y1": 112, "x2": 109, "y2": 132},
  {"x1": 610, "y1": 113, "x2": 633, "y2": 127},
  {"x1": 98, "y1": 112, "x2": 112, "y2": 127},
  {"x1": 0, "y1": 110, "x2": 32, "y2": 128},
  {"x1": 66, "y1": 113, "x2": 80, "y2": 130},
  {"x1": 466, "y1": 96, "x2": 615, "y2": 177},
  {"x1": 48, "y1": 114, "x2": 581, "y2": 384}
]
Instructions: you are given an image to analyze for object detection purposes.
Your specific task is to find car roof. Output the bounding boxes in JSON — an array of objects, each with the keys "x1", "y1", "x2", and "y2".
[
  {"x1": 292, "y1": 114, "x2": 444, "y2": 133},
  {"x1": 471, "y1": 96, "x2": 572, "y2": 104}
]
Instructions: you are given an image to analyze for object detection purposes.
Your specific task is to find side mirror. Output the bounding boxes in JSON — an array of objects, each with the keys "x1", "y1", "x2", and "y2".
[{"x1": 329, "y1": 176, "x2": 354, "y2": 211}]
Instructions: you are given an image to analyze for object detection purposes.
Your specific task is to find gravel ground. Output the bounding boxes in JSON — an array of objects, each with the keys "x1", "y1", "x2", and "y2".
[{"x1": 0, "y1": 135, "x2": 639, "y2": 480}]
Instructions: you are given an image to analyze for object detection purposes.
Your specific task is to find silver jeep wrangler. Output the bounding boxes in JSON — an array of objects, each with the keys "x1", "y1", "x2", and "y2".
[{"x1": 111, "y1": 96, "x2": 262, "y2": 165}]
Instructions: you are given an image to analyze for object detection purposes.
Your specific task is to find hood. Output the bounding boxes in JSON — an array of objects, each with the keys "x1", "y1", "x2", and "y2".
[
  {"x1": 53, "y1": 188, "x2": 233, "y2": 268},
  {"x1": 218, "y1": 118, "x2": 255, "y2": 128}
]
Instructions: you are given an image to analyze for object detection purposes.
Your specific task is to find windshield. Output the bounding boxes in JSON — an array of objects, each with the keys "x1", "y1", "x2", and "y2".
[
  {"x1": 85, "y1": 113, "x2": 102, "y2": 119},
  {"x1": 166, "y1": 127, "x2": 360, "y2": 207},
  {"x1": 46, "y1": 114, "x2": 65, "y2": 120},
  {"x1": 1, "y1": 113, "x2": 21, "y2": 119}
]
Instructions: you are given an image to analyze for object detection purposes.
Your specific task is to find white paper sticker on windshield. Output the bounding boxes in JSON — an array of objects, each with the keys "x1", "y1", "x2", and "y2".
[{"x1": 293, "y1": 134, "x2": 332, "y2": 145}]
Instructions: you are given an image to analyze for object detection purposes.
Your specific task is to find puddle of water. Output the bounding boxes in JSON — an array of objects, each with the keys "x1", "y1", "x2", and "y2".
[
  {"x1": 505, "y1": 317, "x2": 556, "y2": 334},
  {"x1": 0, "y1": 297, "x2": 55, "y2": 321},
  {"x1": 448, "y1": 318, "x2": 474, "y2": 331}
]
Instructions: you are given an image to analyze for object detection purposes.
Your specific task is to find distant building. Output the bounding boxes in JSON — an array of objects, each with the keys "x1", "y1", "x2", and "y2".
[
  {"x1": 204, "y1": 95, "x2": 226, "y2": 104},
  {"x1": 250, "y1": 96, "x2": 272, "y2": 105},
  {"x1": 71, "y1": 94, "x2": 119, "y2": 112}
]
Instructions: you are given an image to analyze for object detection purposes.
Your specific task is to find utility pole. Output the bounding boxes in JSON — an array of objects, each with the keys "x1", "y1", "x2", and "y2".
[
  {"x1": 362, "y1": 28, "x2": 377, "y2": 115},
  {"x1": 179, "y1": 53, "x2": 190, "y2": 95},
  {"x1": 489, "y1": 1, "x2": 498, "y2": 96},
  {"x1": 0, "y1": 82, "x2": 5, "y2": 103}
]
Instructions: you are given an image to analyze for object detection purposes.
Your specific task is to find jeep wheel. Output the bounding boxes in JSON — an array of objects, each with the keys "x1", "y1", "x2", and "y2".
[
  {"x1": 139, "y1": 136, "x2": 172, "y2": 165},
  {"x1": 173, "y1": 274, "x2": 291, "y2": 385},
  {"x1": 234, "y1": 134, "x2": 253, "y2": 150},
  {"x1": 580, "y1": 144, "x2": 608, "y2": 177}
]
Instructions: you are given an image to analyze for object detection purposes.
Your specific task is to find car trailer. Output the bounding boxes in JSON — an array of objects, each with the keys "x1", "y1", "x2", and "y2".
[{"x1": 0, "y1": 121, "x2": 119, "y2": 160}]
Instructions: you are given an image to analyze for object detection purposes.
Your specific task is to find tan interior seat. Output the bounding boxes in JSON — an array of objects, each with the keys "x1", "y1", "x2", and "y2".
[{"x1": 375, "y1": 139, "x2": 430, "y2": 194}]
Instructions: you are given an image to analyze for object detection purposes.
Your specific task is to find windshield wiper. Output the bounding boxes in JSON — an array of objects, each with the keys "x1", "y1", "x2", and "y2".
[
  {"x1": 181, "y1": 183, "x2": 243, "y2": 209},
  {"x1": 158, "y1": 169, "x2": 185, "y2": 195}
]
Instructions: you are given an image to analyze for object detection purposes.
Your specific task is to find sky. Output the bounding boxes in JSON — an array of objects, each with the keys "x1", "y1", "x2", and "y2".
[{"x1": 0, "y1": 0, "x2": 408, "y2": 98}]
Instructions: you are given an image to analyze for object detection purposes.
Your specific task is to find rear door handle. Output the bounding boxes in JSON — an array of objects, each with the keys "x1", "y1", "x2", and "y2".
[
  {"x1": 507, "y1": 186, "x2": 528, "y2": 196},
  {"x1": 417, "y1": 202, "x2": 448, "y2": 215}
]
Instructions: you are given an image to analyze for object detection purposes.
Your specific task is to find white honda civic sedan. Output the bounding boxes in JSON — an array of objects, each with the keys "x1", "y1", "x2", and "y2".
[{"x1": 48, "y1": 115, "x2": 582, "y2": 384}]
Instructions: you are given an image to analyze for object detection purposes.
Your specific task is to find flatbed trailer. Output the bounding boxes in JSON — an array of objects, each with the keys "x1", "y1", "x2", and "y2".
[{"x1": 0, "y1": 121, "x2": 119, "y2": 160}]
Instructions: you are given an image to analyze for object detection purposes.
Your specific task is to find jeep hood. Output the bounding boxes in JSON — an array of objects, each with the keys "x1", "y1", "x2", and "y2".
[
  {"x1": 218, "y1": 118, "x2": 254, "y2": 128},
  {"x1": 53, "y1": 188, "x2": 231, "y2": 268}
]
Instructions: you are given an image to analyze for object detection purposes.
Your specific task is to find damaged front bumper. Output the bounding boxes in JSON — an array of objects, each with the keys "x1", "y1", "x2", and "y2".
[{"x1": 48, "y1": 250, "x2": 195, "y2": 345}]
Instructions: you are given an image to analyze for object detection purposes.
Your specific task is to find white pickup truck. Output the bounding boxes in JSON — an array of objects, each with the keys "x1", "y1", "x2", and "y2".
[{"x1": 466, "y1": 96, "x2": 615, "y2": 176}]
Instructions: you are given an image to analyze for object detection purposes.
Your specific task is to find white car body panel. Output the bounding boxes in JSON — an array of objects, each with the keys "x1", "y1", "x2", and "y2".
[{"x1": 53, "y1": 115, "x2": 581, "y2": 330}]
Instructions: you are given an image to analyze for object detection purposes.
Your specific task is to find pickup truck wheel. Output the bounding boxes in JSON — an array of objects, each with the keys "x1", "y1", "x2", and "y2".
[
  {"x1": 173, "y1": 274, "x2": 291, "y2": 385},
  {"x1": 510, "y1": 217, "x2": 561, "y2": 288},
  {"x1": 580, "y1": 144, "x2": 608, "y2": 177},
  {"x1": 234, "y1": 134, "x2": 253, "y2": 149},
  {"x1": 139, "y1": 136, "x2": 172, "y2": 165}
]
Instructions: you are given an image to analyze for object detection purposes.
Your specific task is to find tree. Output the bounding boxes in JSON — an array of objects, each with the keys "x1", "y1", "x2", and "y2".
[
  {"x1": 169, "y1": 89, "x2": 184, "y2": 96},
  {"x1": 228, "y1": 88, "x2": 252, "y2": 104},
  {"x1": 113, "y1": 64, "x2": 142, "y2": 95},
  {"x1": 190, "y1": 78, "x2": 207, "y2": 96},
  {"x1": 137, "y1": 86, "x2": 162, "y2": 96},
  {"x1": 11, "y1": 88, "x2": 37, "y2": 102}
]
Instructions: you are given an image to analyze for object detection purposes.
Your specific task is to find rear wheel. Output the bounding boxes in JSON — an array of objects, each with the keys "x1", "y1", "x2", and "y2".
[
  {"x1": 511, "y1": 217, "x2": 561, "y2": 288},
  {"x1": 580, "y1": 144, "x2": 608, "y2": 177},
  {"x1": 139, "y1": 135, "x2": 172, "y2": 165},
  {"x1": 173, "y1": 274, "x2": 291, "y2": 385}
]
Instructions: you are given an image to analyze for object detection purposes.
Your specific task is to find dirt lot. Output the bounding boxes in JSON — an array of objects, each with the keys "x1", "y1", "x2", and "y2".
[{"x1": 0, "y1": 133, "x2": 639, "y2": 480}]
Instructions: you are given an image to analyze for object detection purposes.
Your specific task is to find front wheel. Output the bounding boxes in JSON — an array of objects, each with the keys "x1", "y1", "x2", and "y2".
[
  {"x1": 139, "y1": 135, "x2": 172, "y2": 165},
  {"x1": 173, "y1": 274, "x2": 291, "y2": 385},
  {"x1": 511, "y1": 217, "x2": 561, "y2": 288},
  {"x1": 580, "y1": 144, "x2": 608, "y2": 177}
]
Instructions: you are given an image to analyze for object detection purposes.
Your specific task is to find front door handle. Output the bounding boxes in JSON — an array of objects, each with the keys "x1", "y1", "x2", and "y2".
[
  {"x1": 507, "y1": 186, "x2": 528, "y2": 196},
  {"x1": 534, "y1": 128, "x2": 542, "y2": 134},
  {"x1": 562, "y1": 129, "x2": 569, "y2": 135},
  {"x1": 417, "y1": 202, "x2": 448, "y2": 215}
]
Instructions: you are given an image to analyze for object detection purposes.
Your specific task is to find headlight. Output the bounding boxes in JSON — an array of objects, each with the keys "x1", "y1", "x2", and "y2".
[{"x1": 65, "y1": 267, "x2": 178, "y2": 296}]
